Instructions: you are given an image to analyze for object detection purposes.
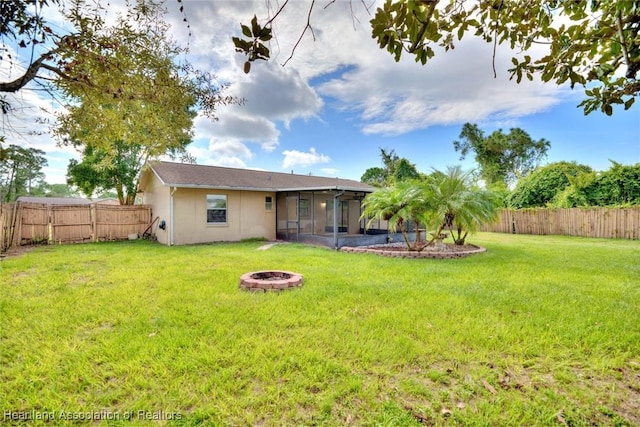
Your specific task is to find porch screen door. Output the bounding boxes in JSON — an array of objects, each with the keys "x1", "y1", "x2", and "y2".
[{"x1": 286, "y1": 195, "x2": 299, "y2": 239}]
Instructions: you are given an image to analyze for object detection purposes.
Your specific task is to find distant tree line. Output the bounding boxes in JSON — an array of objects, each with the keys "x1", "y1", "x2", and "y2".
[
  {"x1": 361, "y1": 123, "x2": 640, "y2": 211},
  {"x1": 0, "y1": 144, "x2": 113, "y2": 202},
  {"x1": 0, "y1": 145, "x2": 47, "y2": 202}
]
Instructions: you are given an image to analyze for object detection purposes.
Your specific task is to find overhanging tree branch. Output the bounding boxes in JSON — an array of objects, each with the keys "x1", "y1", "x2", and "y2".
[
  {"x1": 0, "y1": 51, "x2": 52, "y2": 93},
  {"x1": 407, "y1": 0, "x2": 439, "y2": 53},
  {"x1": 282, "y1": 0, "x2": 317, "y2": 66}
]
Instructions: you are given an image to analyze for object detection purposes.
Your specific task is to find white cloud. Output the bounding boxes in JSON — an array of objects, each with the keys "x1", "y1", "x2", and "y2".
[
  {"x1": 320, "y1": 167, "x2": 341, "y2": 176},
  {"x1": 282, "y1": 147, "x2": 330, "y2": 170},
  {"x1": 174, "y1": 0, "x2": 570, "y2": 144},
  {"x1": 2, "y1": 0, "x2": 578, "y2": 182},
  {"x1": 316, "y1": 33, "x2": 566, "y2": 135},
  {"x1": 228, "y1": 63, "x2": 323, "y2": 127},
  {"x1": 193, "y1": 110, "x2": 280, "y2": 162},
  {"x1": 208, "y1": 140, "x2": 253, "y2": 159},
  {"x1": 182, "y1": 144, "x2": 249, "y2": 169}
]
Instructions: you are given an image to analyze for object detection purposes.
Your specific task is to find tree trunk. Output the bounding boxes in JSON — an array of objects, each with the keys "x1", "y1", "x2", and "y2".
[
  {"x1": 115, "y1": 183, "x2": 125, "y2": 205},
  {"x1": 418, "y1": 223, "x2": 446, "y2": 252}
]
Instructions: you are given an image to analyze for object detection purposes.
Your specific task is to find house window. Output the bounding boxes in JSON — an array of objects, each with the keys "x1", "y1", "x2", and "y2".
[
  {"x1": 299, "y1": 199, "x2": 310, "y2": 218},
  {"x1": 265, "y1": 196, "x2": 273, "y2": 211},
  {"x1": 207, "y1": 194, "x2": 227, "y2": 223}
]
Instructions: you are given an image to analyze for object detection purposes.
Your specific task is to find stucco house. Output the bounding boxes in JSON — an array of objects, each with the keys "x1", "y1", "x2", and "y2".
[{"x1": 138, "y1": 161, "x2": 391, "y2": 248}]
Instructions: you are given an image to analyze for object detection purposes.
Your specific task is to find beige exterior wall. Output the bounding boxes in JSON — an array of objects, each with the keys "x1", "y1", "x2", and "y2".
[
  {"x1": 141, "y1": 173, "x2": 171, "y2": 245},
  {"x1": 141, "y1": 173, "x2": 276, "y2": 246},
  {"x1": 171, "y1": 187, "x2": 275, "y2": 245}
]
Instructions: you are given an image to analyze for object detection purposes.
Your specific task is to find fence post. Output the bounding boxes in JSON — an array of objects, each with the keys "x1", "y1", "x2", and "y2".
[
  {"x1": 47, "y1": 204, "x2": 53, "y2": 244},
  {"x1": 11, "y1": 202, "x2": 20, "y2": 248},
  {"x1": 0, "y1": 204, "x2": 7, "y2": 253},
  {"x1": 91, "y1": 203, "x2": 96, "y2": 242}
]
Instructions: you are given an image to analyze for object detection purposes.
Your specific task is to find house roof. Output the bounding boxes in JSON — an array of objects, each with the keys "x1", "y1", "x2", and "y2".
[
  {"x1": 144, "y1": 161, "x2": 375, "y2": 193},
  {"x1": 16, "y1": 196, "x2": 92, "y2": 205}
]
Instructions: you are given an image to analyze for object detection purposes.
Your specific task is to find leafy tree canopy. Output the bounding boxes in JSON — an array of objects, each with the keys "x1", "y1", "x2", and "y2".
[
  {"x1": 2, "y1": 0, "x2": 236, "y2": 204},
  {"x1": 66, "y1": 142, "x2": 143, "y2": 205},
  {"x1": 507, "y1": 161, "x2": 594, "y2": 208},
  {"x1": 34, "y1": 183, "x2": 81, "y2": 198},
  {"x1": 454, "y1": 123, "x2": 550, "y2": 187},
  {"x1": 1, "y1": 0, "x2": 233, "y2": 127},
  {"x1": 360, "y1": 167, "x2": 387, "y2": 187},
  {"x1": 0, "y1": 144, "x2": 48, "y2": 202},
  {"x1": 54, "y1": 2, "x2": 196, "y2": 154},
  {"x1": 418, "y1": 165, "x2": 500, "y2": 245},
  {"x1": 52, "y1": 1, "x2": 222, "y2": 205},
  {"x1": 361, "y1": 148, "x2": 420, "y2": 186},
  {"x1": 235, "y1": 0, "x2": 639, "y2": 115},
  {"x1": 360, "y1": 180, "x2": 425, "y2": 250}
]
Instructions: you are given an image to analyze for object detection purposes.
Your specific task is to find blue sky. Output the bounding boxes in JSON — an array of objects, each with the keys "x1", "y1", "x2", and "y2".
[
  {"x1": 258, "y1": 88, "x2": 640, "y2": 181},
  {"x1": 2, "y1": 0, "x2": 638, "y2": 185}
]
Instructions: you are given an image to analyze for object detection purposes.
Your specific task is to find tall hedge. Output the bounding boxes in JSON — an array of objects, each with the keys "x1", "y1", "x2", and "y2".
[
  {"x1": 507, "y1": 161, "x2": 593, "y2": 208},
  {"x1": 554, "y1": 162, "x2": 640, "y2": 207}
]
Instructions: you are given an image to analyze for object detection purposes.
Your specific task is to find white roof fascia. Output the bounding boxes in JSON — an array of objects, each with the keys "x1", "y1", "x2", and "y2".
[
  {"x1": 153, "y1": 183, "x2": 372, "y2": 193},
  {"x1": 157, "y1": 183, "x2": 277, "y2": 192},
  {"x1": 278, "y1": 186, "x2": 374, "y2": 193}
]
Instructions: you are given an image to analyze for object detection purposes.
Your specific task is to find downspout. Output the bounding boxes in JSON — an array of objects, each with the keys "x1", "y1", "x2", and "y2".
[
  {"x1": 170, "y1": 187, "x2": 177, "y2": 246},
  {"x1": 333, "y1": 190, "x2": 345, "y2": 249},
  {"x1": 273, "y1": 192, "x2": 278, "y2": 240}
]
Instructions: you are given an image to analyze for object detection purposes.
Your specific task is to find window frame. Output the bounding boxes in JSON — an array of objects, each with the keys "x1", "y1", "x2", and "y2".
[
  {"x1": 299, "y1": 198, "x2": 310, "y2": 219},
  {"x1": 206, "y1": 194, "x2": 228, "y2": 224}
]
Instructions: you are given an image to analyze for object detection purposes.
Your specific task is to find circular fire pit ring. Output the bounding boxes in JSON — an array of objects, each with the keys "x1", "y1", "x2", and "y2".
[{"x1": 239, "y1": 270, "x2": 304, "y2": 292}]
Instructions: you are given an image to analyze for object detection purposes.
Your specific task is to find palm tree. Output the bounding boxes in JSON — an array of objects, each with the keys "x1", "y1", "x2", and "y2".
[
  {"x1": 420, "y1": 166, "x2": 500, "y2": 245},
  {"x1": 360, "y1": 180, "x2": 428, "y2": 251},
  {"x1": 361, "y1": 166, "x2": 500, "y2": 250}
]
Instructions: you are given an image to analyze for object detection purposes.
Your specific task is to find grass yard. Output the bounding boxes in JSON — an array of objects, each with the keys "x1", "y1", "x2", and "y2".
[{"x1": 1, "y1": 233, "x2": 639, "y2": 426}]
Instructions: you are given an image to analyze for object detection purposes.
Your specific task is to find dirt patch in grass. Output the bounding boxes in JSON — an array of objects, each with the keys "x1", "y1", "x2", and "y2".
[
  {"x1": 389, "y1": 360, "x2": 640, "y2": 426},
  {"x1": 585, "y1": 365, "x2": 640, "y2": 425},
  {"x1": 1, "y1": 244, "x2": 50, "y2": 260}
]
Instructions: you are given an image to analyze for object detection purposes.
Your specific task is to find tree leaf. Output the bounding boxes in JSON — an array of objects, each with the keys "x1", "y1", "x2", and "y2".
[
  {"x1": 250, "y1": 15, "x2": 260, "y2": 37},
  {"x1": 624, "y1": 98, "x2": 635, "y2": 110}
]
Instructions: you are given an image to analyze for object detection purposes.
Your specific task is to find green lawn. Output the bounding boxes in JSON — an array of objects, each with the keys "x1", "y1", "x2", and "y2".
[{"x1": 1, "y1": 233, "x2": 639, "y2": 426}]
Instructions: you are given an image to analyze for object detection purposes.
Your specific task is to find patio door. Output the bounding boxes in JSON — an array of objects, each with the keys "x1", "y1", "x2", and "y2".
[{"x1": 326, "y1": 200, "x2": 348, "y2": 233}]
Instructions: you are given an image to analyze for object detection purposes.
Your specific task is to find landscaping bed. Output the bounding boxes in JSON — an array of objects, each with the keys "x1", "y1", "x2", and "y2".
[{"x1": 340, "y1": 242, "x2": 486, "y2": 258}]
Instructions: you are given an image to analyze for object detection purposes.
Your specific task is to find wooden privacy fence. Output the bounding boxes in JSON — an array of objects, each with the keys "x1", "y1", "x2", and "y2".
[
  {"x1": 0, "y1": 203, "x2": 18, "y2": 253},
  {"x1": 0, "y1": 202, "x2": 152, "y2": 252},
  {"x1": 481, "y1": 207, "x2": 640, "y2": 239}
]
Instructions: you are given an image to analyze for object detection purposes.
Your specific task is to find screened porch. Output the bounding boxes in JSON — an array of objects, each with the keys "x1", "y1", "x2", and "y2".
[{"x1": 275, "y1": 190, "x2": 391, "y2": 249}]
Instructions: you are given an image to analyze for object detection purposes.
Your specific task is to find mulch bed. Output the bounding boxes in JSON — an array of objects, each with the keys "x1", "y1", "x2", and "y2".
[{"x1": 340, "y1": 242, "x2": 486, "y2": 259}]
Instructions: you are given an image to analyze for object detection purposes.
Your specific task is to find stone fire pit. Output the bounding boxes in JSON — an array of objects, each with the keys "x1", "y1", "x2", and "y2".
[{"x1": 239, "y1": 270, "x2": 304, "y2": 292}]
